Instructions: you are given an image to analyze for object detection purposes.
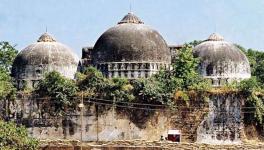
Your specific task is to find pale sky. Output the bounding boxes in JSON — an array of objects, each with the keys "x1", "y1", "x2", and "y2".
[{"x1": 1, "y1": 0, "x2": 264, "y2": 56}]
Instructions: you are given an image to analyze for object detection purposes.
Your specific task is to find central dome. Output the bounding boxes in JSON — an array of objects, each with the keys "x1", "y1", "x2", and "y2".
[
  {"x1": 91, "y1": 13, "x2": 171, "y2": 78},
  {"x1": 92, "y1": 12, "x2": 171, "y2": 64}
]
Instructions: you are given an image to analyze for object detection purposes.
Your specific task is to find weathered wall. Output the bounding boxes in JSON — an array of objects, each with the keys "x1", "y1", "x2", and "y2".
[
  {"x1": 197, "y1": 94, "x2": 243, "y2": 144},
  {"x1": 0, "y1": 94, "x2": 208, "y2": 143},
  {"x1": 2, "y1": 93, "x2": 253, "y2": 145}
]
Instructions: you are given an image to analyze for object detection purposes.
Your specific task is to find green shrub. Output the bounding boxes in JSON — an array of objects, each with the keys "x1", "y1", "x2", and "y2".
[
  {"x1": 0, "y1": 120, "x2": 39, "y2": 150},
  {"x1": 36, "y1": 71, "x2": 78, "y2": 115}
]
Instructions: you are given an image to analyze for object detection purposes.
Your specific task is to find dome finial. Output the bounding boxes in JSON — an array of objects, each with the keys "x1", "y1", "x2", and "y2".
[
  {"x1": 129, "y1": 0, "x2": 132, "y2": 13},
  {"x1": 206, "y1": 33, "x2": 224, "y2": 41},
  {"x1": 37, "y1": 32, "x2": 56, "y2": 42},
  {"x1": 118, "y1": 12, "x2": 144, "y2": 24}
]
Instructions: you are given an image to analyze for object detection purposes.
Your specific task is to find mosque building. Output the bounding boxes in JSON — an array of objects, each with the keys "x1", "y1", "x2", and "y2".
[
  {"x1": 5, "y1": 11, "x2": 255, "y2": 145},
  {"x1": 11, "y1": 13, "x2": 251, "y2": 88}
]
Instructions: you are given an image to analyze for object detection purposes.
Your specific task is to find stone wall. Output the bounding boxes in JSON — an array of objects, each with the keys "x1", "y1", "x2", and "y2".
[
  {"x1": 0, "y1": 94, "x2": 208, "y2": 143},
  {"x1": 197, "y1": 94, "x2": 243, "y2": 144},
  {"x1": 2, "y1": 92, "x2": 255, "y2": 145}
]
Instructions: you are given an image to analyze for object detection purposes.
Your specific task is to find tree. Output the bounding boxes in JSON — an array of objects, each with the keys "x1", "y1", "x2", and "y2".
[
  {"x1": 108, "y1": 78, "x2": 134, "y2": 102},
  {"x1": 76, "y1": 67, "x2": 110, "y2": 98},
  {"x1": 255, "y1": 60, "x2": 264, "y2": 84},
  {"x1": 0, "y1": 120, "x2": 39, "y2": 150},
  {"x1": 188, "y1": 40, "x2": 202, "y2": 47},
  {"x1": 36, "y1": 71, "x2": 78, "y2": 115},
  {"x1": 0, "y1": 68, "x2": 16, "y2": 101},
  {"x1": 0, "y1": 42, "x2": 17, "y2": 101},
  {"x1": 132, "y1": 78, "x2": 166, "y2": 104},
  {"x1": 129, "y1": 44, "x2": 211, "y2": 106},
  {"x1": 237, "y1": 77, "x2": 264, "y2": 124},
  {"x1": 153, "y1": 69, "x2": 183, "y2": 92},
  {"x1": 235, "y1": 46, "x2": 264, "y2": 125},
  {"x1": 0, "y1": 41, "x2": 18, "y2": 72},
  {"x1": 77, "y1": 67, "x2": 134, "y2": 102},
  {"x1": 236, "y1": 44, "x2": 264, "y2": 79},
  {"x1": 172, "y1": 44, "x2": 208, "y2": 89}
]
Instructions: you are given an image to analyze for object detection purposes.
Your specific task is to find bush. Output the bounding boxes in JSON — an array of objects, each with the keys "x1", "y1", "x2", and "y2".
[
  {"x1": 36, "y1": 71, "x2": 78, "y2": 115},
  {"x1": 76, "y1": 67, "x2": 110, "y2": 97},
  {"x1": 108, "y1": 78, "x2": 134, "y2": 102},
  {"x1": 132, "y1": 78, "x2": 166, "y2": 104},
  {"x1": 237, "y1": 77, "x2": 264, "y2": 124},
  {"x1": 0, "y1": 120, "x2": 39, "y2": 150}
]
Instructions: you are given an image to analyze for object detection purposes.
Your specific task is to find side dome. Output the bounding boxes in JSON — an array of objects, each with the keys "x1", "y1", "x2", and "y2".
[
  {"x1": 193, "y1": 33, "x2": 251, "y2": 86},
  {"x1": 12, "y1": 33, "x2": 79, "y2": 89},
  {"x1": 92, "y1": 12, "x2": 171, "y2": 78}
]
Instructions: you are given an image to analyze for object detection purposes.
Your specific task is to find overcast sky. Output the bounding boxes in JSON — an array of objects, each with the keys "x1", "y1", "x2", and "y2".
[{"x1": 1, "y1": 0, "x2": 264, "y2": 56}]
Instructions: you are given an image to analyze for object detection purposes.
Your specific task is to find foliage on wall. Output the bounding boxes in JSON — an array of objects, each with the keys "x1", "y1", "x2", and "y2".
[
  {"x1": 35, "y1": 71, "x2": 78, "y2": 115},
  {"x1": 236, "y1": 45, "x2": 264, "y2": 126}
]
